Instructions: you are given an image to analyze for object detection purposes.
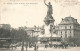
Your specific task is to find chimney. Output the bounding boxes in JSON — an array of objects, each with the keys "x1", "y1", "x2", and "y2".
[{"x1": 75, "y1": 19, "x2": 77, "y2": 22}]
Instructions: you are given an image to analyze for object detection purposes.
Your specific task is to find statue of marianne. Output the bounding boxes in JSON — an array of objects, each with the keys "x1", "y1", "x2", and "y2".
[{"x1": 44, "y1": 0, "x2": 53, "y2": 16}]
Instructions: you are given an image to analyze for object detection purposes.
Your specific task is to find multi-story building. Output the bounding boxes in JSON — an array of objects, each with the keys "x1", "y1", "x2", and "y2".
[
  {"x1": 56, "y1": 16, "x2": 80, "y2": 45},
  {"x1": 57, "y1": 16, "x2": 80, "y2": 38},
  {"x1": 25, "y1": 26, "x2": 45, "y2": 37}
]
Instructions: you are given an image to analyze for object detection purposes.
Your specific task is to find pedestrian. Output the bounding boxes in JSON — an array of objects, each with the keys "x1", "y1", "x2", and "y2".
[
  {"x1": 37, "y1": 45, "x2": 38, "y2": 51},
  {"x1": 34, "y1": 44, "x2": 36, "y2": 51}
]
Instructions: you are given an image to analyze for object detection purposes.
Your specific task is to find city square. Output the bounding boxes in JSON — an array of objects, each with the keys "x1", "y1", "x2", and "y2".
[{"x1": 0, "y1": 0, "x2": 80, "y2": 51}]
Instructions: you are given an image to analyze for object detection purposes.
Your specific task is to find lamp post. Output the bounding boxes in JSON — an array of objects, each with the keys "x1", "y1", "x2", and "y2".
[
  {"x1": 21, "y1": 28, "x2": 26, "y2": 51},
  {"x1": 21, "y1": 35, "x2": 24, "y2": 51},
  {"x1": 25, "y1": 33, "x2": 28, "y2": 51},
  {"x1": 31, "y1": 30, "x2": 34, "y2": 44}
]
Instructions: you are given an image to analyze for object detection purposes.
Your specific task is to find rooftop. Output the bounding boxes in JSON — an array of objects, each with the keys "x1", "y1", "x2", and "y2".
[{"x1": 59, "y1": 16, "x2": 79, "y2": 25}]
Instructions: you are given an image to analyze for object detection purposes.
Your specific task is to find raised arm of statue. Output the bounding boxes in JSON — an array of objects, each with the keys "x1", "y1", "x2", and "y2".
[{"x1": 44, "y1": 0, "x2": 48, "y2": 6}]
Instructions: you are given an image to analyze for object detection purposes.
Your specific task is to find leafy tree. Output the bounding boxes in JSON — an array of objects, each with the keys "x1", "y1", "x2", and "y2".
[{"x1": 0, "y1": 28, "x2": 10, "y2": 38}]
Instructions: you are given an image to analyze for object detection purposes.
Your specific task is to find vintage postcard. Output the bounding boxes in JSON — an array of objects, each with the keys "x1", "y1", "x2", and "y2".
[{"x1": 0, "y1": 0, "x2": 80, "y2": 51}]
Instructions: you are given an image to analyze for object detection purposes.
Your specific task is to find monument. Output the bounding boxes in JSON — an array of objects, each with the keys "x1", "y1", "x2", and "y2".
[
  {"x1": 44, "y1": 0, "x2": 55, "y2": 35},
  {"x1": 38, "y1": 0, "x2": 61, "y2": 47}
]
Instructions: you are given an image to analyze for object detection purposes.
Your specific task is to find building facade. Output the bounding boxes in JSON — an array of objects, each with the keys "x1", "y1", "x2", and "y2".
[
  {"x1": 57, "y1": 16, "x2": 80, "y2": 38},
  {"x1": 56, "y1": 16, "x2": 80, "y2": 45},
  {"x1": 25, "y1": 26, "x2": 45, "y2": 37}
]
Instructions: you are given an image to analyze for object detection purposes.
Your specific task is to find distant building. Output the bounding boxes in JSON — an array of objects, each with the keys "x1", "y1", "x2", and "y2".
[
  {"x1": 0, "y1": 24, "x2": 11, "y2": 38},
  {"x1": 25, "y1": 26, "x2": 45, "y2": 37},
  {"x1": 0, "y1": 24, "x2": 11, "y2": 30}
]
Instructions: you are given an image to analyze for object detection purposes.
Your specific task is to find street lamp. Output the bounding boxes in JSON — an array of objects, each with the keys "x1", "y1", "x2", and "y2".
[{"x1": 21, "y1": 28, "x2": 27, "y2": 51}]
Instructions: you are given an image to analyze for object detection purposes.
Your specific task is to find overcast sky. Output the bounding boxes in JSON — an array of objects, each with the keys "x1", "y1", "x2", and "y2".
[{"x1": 0, "y1": 0, "x2": 80, "y2": 28}]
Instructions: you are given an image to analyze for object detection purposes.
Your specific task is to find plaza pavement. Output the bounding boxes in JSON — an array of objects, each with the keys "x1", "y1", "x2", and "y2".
[{"x1": 0, "y1": 47, "x2": 80, "y2": 51}]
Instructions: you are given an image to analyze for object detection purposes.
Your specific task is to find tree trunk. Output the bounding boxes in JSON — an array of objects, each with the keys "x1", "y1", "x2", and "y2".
[{"x1": 21, "y1": 41, "x2": 24, "y2": 51}]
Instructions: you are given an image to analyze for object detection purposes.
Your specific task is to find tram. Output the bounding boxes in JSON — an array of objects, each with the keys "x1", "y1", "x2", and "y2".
[{"x1": 0, "y1": 38, "x2": 12, "y2": 48}]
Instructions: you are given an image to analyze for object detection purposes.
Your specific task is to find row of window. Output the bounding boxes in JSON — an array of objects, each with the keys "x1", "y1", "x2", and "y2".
[
  {"x1": 59, "y1": 26, "x2": 72, "y2": 29},
  {"x1": 61, "y1": 31, "x2": 72, "y2": 34},
  {"x1": 59, "y1": 31, "x2": 72, "y2": 38},
  {"x1": 61, "y1": 34, "x2": 72, "y2": 38}
]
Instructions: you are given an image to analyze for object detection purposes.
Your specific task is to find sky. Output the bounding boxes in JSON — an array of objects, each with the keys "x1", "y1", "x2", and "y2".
[{"x1": 0, "y1": 0, "x2": 80, "y2": 28}]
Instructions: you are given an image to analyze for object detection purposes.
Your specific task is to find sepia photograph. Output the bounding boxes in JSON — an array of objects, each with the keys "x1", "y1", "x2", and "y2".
[{"x1": 0, "y1": 0, "x2": 80, "y2": 51}]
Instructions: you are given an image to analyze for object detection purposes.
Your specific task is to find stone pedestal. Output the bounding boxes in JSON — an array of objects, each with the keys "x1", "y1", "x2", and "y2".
[{"x1": 44, "y1": 25, "x2": 50, "y2": 35}]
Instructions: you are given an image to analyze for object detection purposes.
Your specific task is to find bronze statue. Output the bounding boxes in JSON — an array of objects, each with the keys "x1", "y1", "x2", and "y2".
[
  {"x1": 44, "y1": 0, "x2": 53, "y2": 16},
  {"x1": 44, "y1": 0, "x2": 55, "y2": 35},
  {"x1": 44, "y1": 0, "x2": 55, "y2": 26}
]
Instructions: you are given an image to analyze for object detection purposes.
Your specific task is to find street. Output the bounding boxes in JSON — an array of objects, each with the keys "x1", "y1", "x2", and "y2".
[{"x1": 0, "y1": 47, "x2": 80, "y2": 51}]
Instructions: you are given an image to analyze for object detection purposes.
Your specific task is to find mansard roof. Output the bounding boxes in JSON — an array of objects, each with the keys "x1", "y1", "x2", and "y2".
[{"x1": 59, "y1": 16, "x2": 79, "y2": 25}]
